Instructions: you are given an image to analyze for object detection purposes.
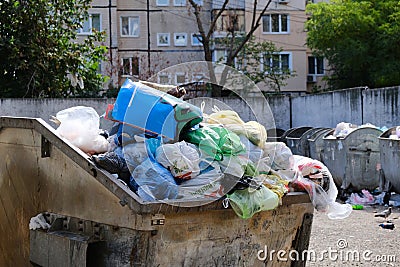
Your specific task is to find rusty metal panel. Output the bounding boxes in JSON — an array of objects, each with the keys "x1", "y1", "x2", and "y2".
[
  {"x1": 379, "y1": 127, "x2": 400, "y2": 194},
  {"x1": 30, "y1": 230, "x2": 90, "y2": 267},
  {"x1": 0, "y1": 117, "x2": 313, "y2": 266}
]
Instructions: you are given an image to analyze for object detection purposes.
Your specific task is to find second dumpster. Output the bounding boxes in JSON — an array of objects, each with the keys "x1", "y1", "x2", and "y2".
[
  {"x1": 322, "y1": 125, "x2": 383, "y2": 192},
  {"x1": 308, "y1": 128, "x2": 334, "y2": 162},
  {"x1": 266, "y1": 128, "x2": 285, "y2": 142},
  {"x1": 379, "y1": 127, "x2": 400, "y2": 194},
  {"x1": 285, "y1": 127, "x2": 313, "y2": 156}
]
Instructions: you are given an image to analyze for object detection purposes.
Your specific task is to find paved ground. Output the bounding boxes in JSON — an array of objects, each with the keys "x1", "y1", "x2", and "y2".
[{"x1": 306, "y1": 205, "x2": 400, "y2": 266}]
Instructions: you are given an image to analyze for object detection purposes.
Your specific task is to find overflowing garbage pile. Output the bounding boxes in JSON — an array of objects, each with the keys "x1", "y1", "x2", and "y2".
[
  {"x1": 51, "y1": 78, "x2": 352, "y2": 220},
  {"x1": 324, "y1": 122, "x2": 387, "y2": 139},
  {"x1": 387, "y1": 126, "x2": 400, "y2": 140}
]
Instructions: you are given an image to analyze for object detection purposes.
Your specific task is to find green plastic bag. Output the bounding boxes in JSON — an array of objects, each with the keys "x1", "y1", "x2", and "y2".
[
  {"x1": 226, "y1": 185, "x2": 279, "y2": 219},
  {"x1": 184, "y1": 126, "x2": 246, "y2": 161}
]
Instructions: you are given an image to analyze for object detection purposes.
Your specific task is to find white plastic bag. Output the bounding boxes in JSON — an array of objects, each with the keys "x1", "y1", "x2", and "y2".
[
  {"x1": 333, "y1": 122, "x2": 356, "y2": 138},
  {"x1": 177, "y1": 161, "x2": 224, "y2": 199},
  {"x1": 55, "y1": 106, "x2": 108, "y2": 154},
  {"x1": 262, "y1": 142, "x2": 294, "y2": 170},
  {"x1": 218, "y1": 155, "x2": 250, "y2": 178},
  {"x1": 291, "y1": 155, "x2": 352, "y2": 219},
  {"x1": 155, "y1": 141, "x2": 201, "y2": 182},
  {"x1": 239, "y1": 135, "x2": 263, "y2": 163},
  {"x1": 29, "y1": 213, "x2": 51, "y2": 230}
]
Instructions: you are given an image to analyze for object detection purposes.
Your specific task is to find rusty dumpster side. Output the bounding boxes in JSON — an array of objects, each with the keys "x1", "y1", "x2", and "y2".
[{"x1": 0, "y1": 117, "x2": 313, "y2": 267}]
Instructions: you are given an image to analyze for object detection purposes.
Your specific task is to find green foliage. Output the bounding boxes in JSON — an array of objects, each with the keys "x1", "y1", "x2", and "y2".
[
  {"x1": 0, "y1": 0, "x2": 108, "y2": 98},
  {"x1": 306, "y1": 0, "x2": 400, "y2": 89}
]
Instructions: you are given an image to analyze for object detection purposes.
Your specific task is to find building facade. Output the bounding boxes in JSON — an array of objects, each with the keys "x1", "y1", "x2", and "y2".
[{"x1": 79, "y1": 0, "x2": 328, "y2": 93}]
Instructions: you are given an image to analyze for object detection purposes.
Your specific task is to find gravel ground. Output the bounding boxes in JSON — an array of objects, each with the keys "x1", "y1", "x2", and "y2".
[{"x1": 306, "y1": 205, "x2": 400, "y2": 267}]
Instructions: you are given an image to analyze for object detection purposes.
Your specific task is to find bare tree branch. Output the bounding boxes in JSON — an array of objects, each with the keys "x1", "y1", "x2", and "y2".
[
  {"x1": 187, "y1": 0, "x2": 207, "y2": 44},
  {"x1": 206, "y1": 0, "x2": 230, "y2": 39},
  {"x1": 227, "y1": 0, "x2": 272, "y2": 65},
  {"x1": 251, "y1": 0, "x2": 258, "y2": 29}
]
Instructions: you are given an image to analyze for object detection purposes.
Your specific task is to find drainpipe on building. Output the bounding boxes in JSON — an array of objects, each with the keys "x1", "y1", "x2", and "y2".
[
  {"x1": 108, "y1": 0, "x2": 113, "y2": 67},
  {"x1": 147, "y1": 0, "x2": 151, "y2": 74},
  {"x1": 108, "y1": 0, "x2": 113, "y2": 85}
]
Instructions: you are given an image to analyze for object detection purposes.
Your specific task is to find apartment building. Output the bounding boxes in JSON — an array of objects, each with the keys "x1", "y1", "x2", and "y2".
[{"x1": 81, "y1": 0, "x2": 327, "y2": 93}]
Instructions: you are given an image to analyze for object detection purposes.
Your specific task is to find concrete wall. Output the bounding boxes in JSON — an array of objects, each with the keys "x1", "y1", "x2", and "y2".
[
  {"x1": 0, "y1": 95, "x2": 290, "y2": 132},
  {"x1": 291, "y1": 86, "x2": 400, "y2": 129},
  {"x1": 362, "y1": 87, "x2": 400, "y2": 128},
  {"x1": 0, "y1": 98, "x2": 116, "y2": 130},
  {"x1": 1, "y1": 86, "x2": 399, "y2": 133},
  {"x1": 291, "y1": 87, "x2": 364, "y2": 128}
]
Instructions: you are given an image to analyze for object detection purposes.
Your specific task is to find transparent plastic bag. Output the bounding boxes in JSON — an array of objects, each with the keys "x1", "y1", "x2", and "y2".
[
  {"x1": 155, "y1": 141, "x2": 200, "y2": 183},
  {"x1": 291, "y1": 155, "x2": 352, "y2": 219},
  {"x1": 177, "y1": 161, "x2": 224, "y2": 199},
  {"x1": 130, "y1": 158, "x2": 178, "y2": 201},
  {"x1": 55, "y1": 106, "x2": 108, "y2": 154},
  {"x1": 262, "y1": 142, "x2": 294, "y2": 170},
  {"x1": 226, "y1": 185, "x2": 279, "y2": 219},
  {"x1": 123, "y1": 142, "x2": 149, "y2": 170}
]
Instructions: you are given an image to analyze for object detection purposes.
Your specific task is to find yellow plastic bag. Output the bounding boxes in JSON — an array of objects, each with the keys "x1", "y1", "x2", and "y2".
[
  {"x1": 206, "y1": 107, "x2": 245, "y2": 125},
  {"x1": 225, "y1": 121, "x2": 267, "y2": 148}
]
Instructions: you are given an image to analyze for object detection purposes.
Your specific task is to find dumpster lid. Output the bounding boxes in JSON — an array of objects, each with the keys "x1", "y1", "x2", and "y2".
[
  {"x1": 308, "y1": 128, "x2": 333, "y2": 142},
  {"x1": 379, "y1": 126, "x2": 398, "y2": 139},
  {"x1": 266, "y1": 128, "x2": 285, "y2": 138},
  {"x1": 286, "y1": 127, "x2": 313, "y2": 139}
]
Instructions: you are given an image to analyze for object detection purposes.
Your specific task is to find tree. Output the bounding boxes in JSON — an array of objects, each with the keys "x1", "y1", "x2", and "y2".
[
  {"x1": 187, "y1": 0, "x2": 273, "y2": 96},
  {"x1": 306, "y1": 0, "x2": 400, "y2": 89},
  {"x1": 0, "y1": 0, "x2": 107, "y2": 98}
]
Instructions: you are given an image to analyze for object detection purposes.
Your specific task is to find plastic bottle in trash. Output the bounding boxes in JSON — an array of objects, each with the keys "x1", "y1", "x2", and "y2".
[{"x1": 379, "y1": 223, "x2": 395, "y2": 230}]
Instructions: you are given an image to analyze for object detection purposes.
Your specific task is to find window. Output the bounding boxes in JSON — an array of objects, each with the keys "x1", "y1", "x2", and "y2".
[
  {"x1": 262, "y1": 14, "x2": 289, "y2": 33},
  {"x1": 122, "y1": 57, "x2": 139, "y2": 76},
  {"x1": 215, "y1": 11, "x2": 245, "y2": 33},
  {"x1": 213, "y1": 50, "x2": 227, "y2": 63},
  {"x1": 191, "y1": 33, "x2": 203, "y2": 46},
  {"x1": 174, "y1": 0, "x2": 185, "y2": 6},
  {"x1": 193, "y1": 0, "x2": 203, "y2": 5},
  {"x1": 262, "y1": 53, "x2": 291, "y2": 73},
  {"x1": 157, "y1": 0, "x2": 169, "y2": 6},
  {"x1": 158, "y1": 74, "x2": 170, "y2": 84},
  {"x1": 174, "y1": 33, "x2": 187, "y2": 46},
  {"x1": 175, "y1": 73, "x2": 186, "y2": 84},
  {"x1": 77, "y1": 14, "x2": 101, "y2": 34},
  {"x1": 157, "y1": 33, "x2": 170, "y2": 46},
  {"x1": 121, "y1": 16, "x2": 140, "y2": 37},
  {"x1": 308, "y1": 56, "x2": 324, "y2": 75}
]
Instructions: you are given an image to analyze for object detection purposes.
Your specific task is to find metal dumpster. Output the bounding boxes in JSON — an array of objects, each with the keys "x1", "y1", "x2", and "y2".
[
  {"x1": 379, "y1": 127, "x2": 400, "y2": 194},
  {"x1": 322, "y1": 126, "x2": 382, "y2": 192},
  {"x1": 285, "y1": 127, "x2": 313, "y2": 156},
  {"x1": 0, "y1": 117, "x2": 313, "y2": 267},
  {"x1": 308, "y1": 128, "x2": 334, "y2": 162},
  {"x1": 280, "y1": 127, "x2": 298, "y2": 145},
  {"x1": 266, "y1": 128, "x2": 285, "y2": 142}
]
